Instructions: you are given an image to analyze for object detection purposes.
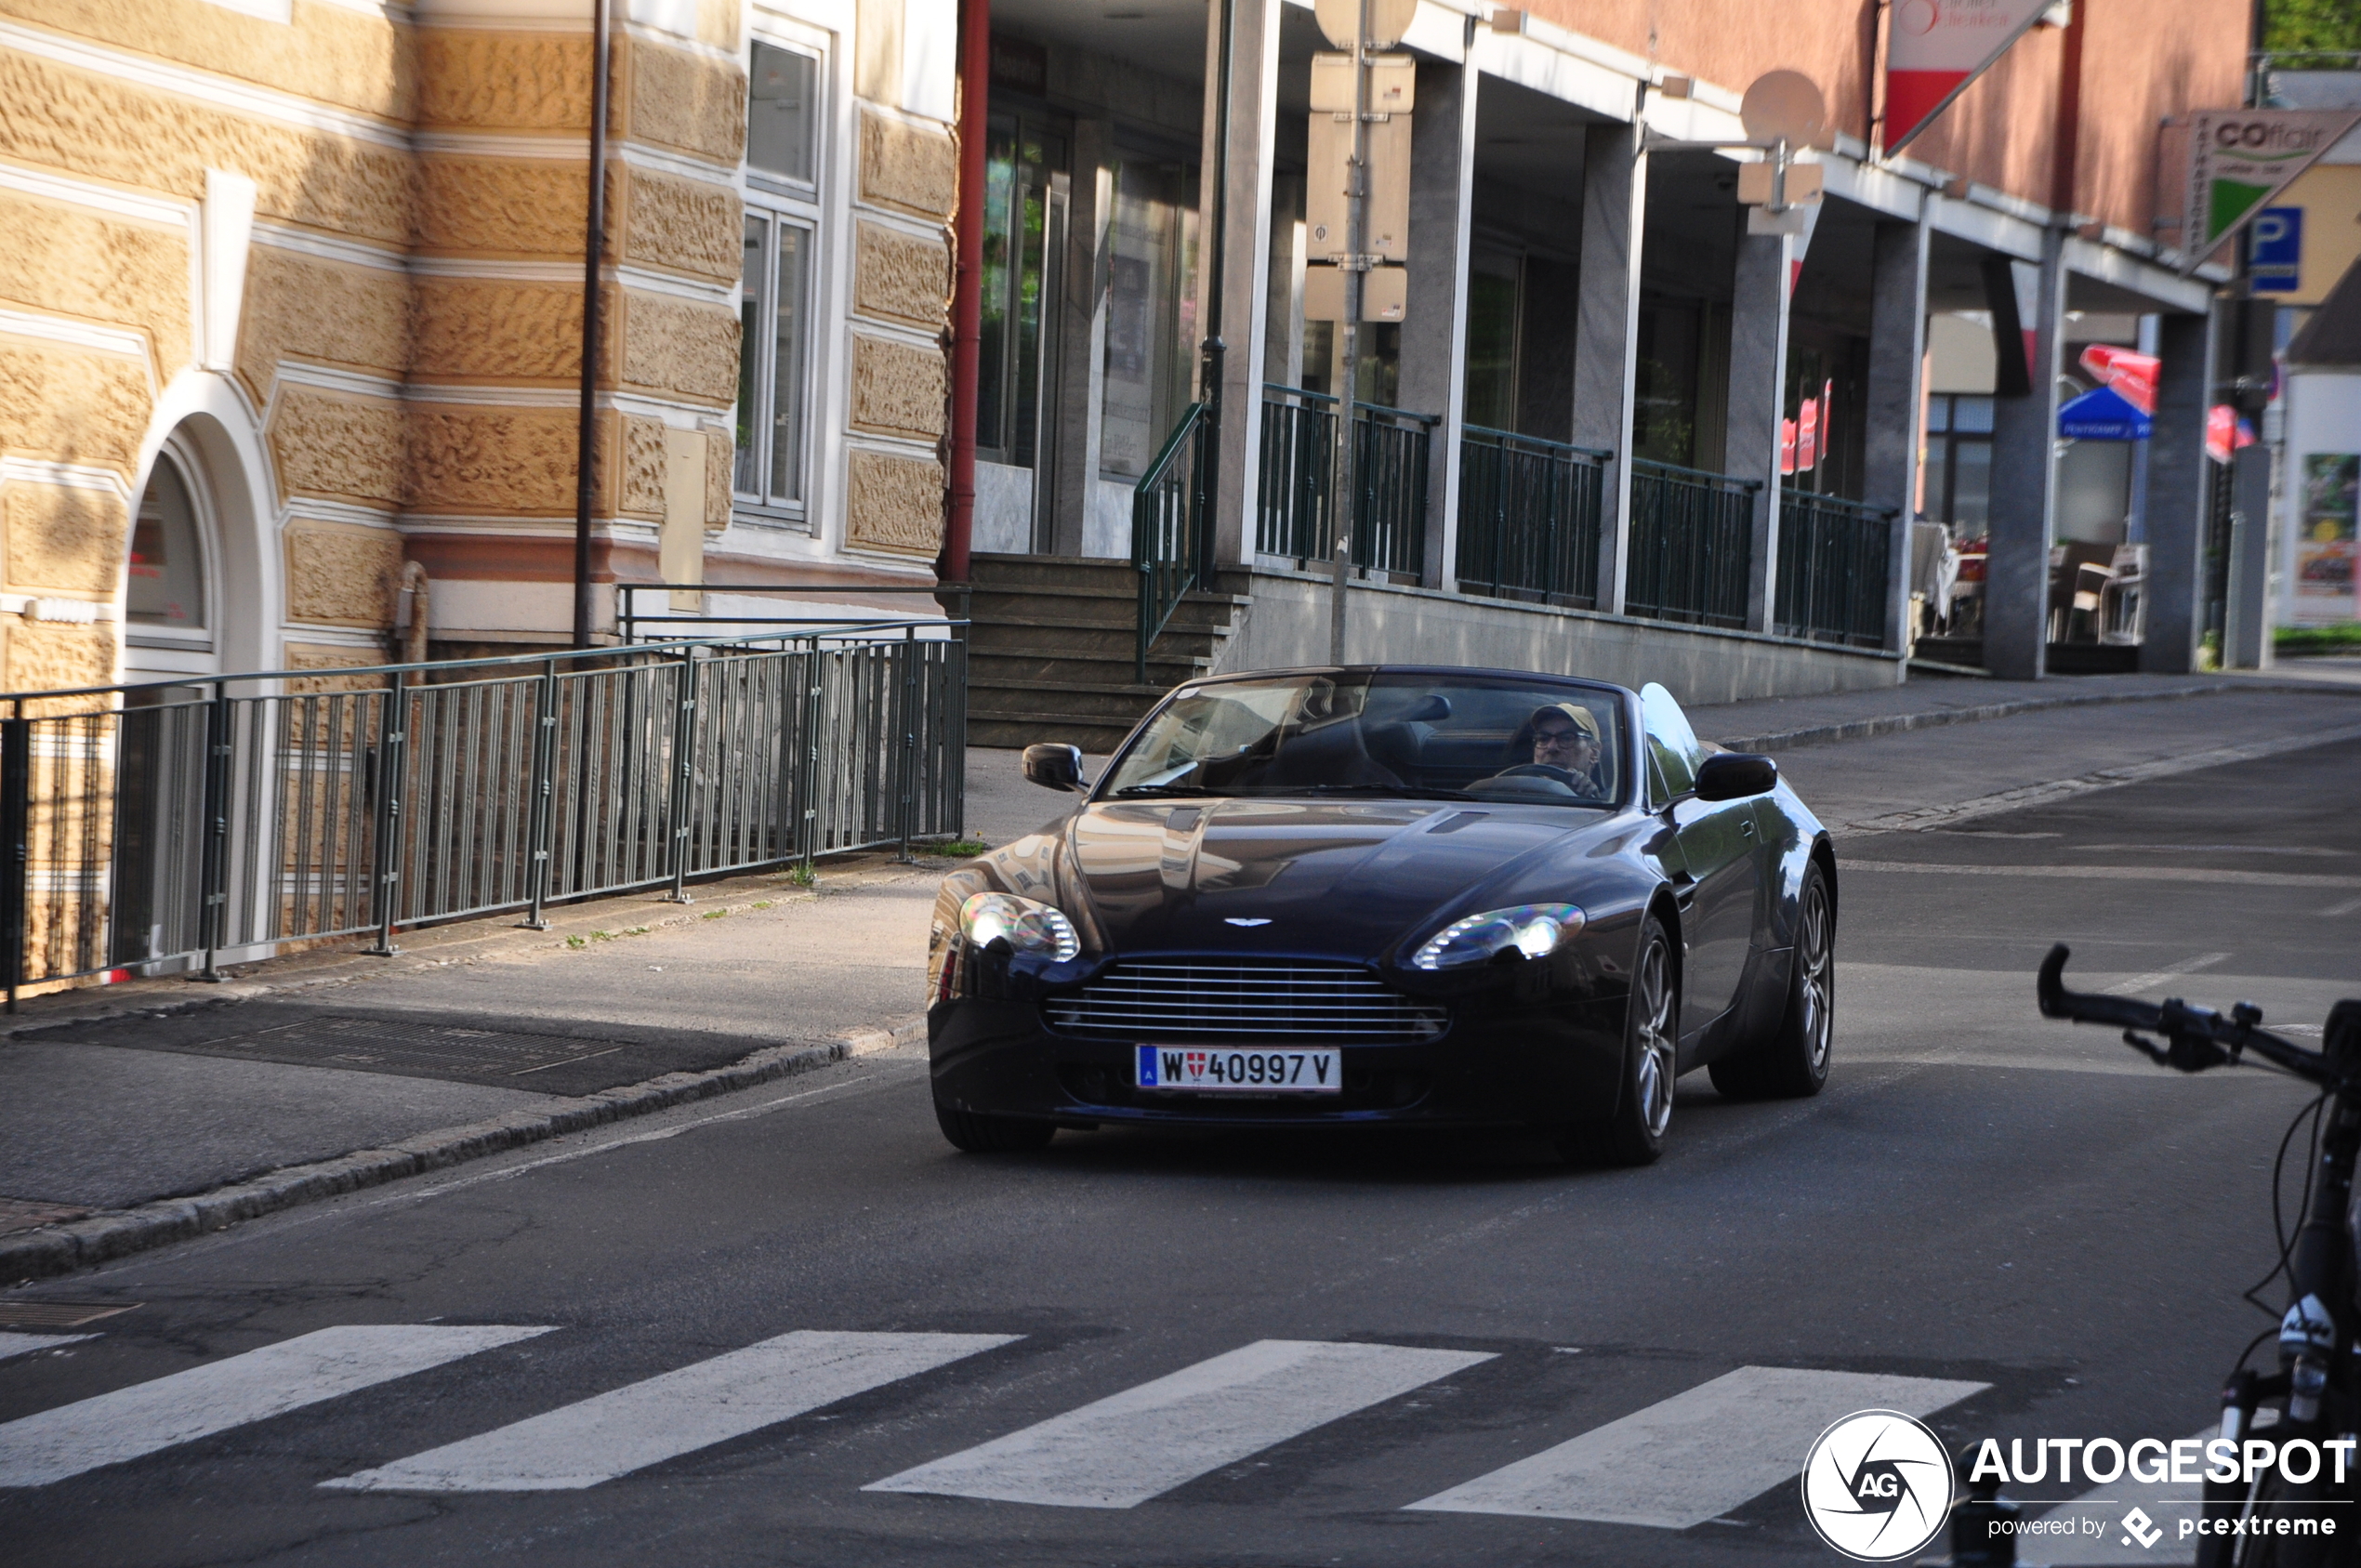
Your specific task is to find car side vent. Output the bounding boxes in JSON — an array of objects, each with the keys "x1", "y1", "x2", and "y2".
[{"x1": 1043, "y1": 962, "x2": 1448, "y2": 1043}]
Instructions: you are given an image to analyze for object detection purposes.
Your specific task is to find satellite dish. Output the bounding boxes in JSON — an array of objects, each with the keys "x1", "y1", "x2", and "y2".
[
  {"x1": 1314, "y1": 0, "x2": 1418, "y2": 52},
  {"x1": 1740, "y1": 70, "x2": 1828, "y2": 148}
]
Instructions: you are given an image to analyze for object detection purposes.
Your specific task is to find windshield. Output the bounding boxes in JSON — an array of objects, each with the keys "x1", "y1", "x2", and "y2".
[{"x1": 1100, "y1": 671, "x2": 1628, "y2": 808}]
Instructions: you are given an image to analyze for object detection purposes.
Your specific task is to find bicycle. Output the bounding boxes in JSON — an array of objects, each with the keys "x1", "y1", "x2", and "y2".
[{"x1": 2039, "y1": 943, "x2": 2361, "y2": 1566}]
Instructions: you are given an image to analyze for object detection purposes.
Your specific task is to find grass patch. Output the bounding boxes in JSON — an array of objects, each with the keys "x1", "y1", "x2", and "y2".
[
  {"x1": 565, "y1": 934, "x2": 586, "y2": 950},
  {"x1": 787, "y1": 863, "x2": 818, "y2": 888},
  {"x1": 2277, "y1": 624, "x2": 2361, "y2": 654},
  {"x1": 750, "y1": 901, "x2": 773, "y2": 911},
  {"x1": 588, "y1": 930, "x2": 613, "y2": 942},
  {"x1": 916, "y1": 838, "x2": 990, "y2": 859},
  {"x1": 700, "y1": 907, "x2": 731, "y2": 920}
]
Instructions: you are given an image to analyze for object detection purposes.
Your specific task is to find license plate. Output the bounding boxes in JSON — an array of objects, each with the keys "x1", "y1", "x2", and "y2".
[{"x1": 1135, "y1": 1045, "x2": 1340, "y2": 1094}]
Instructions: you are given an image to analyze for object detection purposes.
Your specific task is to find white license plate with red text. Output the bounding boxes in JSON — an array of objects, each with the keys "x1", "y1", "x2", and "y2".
[{"x1": 1135, "y1": 1046, "x2": 1340, "y2": 1094}]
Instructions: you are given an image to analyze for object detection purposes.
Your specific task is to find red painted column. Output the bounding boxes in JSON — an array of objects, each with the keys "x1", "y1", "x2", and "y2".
[{"x1": 943, "y1": 0, "x2": 989, "y2": 584}]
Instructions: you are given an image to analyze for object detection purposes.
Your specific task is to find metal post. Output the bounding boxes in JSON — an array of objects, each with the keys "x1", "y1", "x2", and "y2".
[
  {"x1": 2, "y1": 703, "x2": 28, "y2": 1014},
  {"x1": 894, "y1": 624, "x2": 920, "y2": 862},
  {"x1": 797, "y1": 653, "x2": 825, "y2": 876},
  {"x1": 198, "y1": 681, "x2": 233, "y2": 981},
  {"x1": 665, "y1": 645, "x2": 698, "y2": 903},
  {"x1": 572, "y1": 0, "x2": 613, "y2": 650},
  {"x1": 1199, "y1": 0, "x2": 1233, "y2": 586},
  {"x1": 369, "y1": 669, "x2": 408, "y2": 956},
  {"x1": 1326, "y1": 0, "x2": 1371, "y2": 665},
  {"x1": 521, "y1": 659, "x2": 559, "y2": 929}
]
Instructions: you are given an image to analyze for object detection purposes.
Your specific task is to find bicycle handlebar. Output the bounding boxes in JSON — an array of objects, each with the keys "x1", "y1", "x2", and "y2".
[{"x1": 2038, "y1": 943, "x2": 2330, "y2": 1084}]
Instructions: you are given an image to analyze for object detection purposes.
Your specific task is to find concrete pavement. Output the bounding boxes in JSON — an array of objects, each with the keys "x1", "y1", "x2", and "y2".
[{"x1": 2, "y1": 669, "x2": 2354, "y2": 1285}]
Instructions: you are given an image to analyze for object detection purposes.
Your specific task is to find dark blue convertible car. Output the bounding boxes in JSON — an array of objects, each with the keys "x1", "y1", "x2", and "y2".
[{"x1": 925, "y1": 665, "x2": 1837, "y2": 1165}]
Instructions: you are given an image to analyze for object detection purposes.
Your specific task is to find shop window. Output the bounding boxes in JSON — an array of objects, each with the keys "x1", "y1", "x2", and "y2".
[
  {"x1": 736, "y1": 37, "x2": 823, "y2": 524},
  {"x1": 1632, "y1": 302, "x2": 1700, "y2": 467},
  {"x1": 1922, "y1": 393, "x2": 1994, "y2": 529},
  {"x1": 1100, "y1": 156, "x2": 1198, "y2": 480},
  {"x1": 1462, "y1": 254, "x2": 1520, "y2": 432},
  {"x1": 977, "y1": 112, "x2": 1066, "y2": 468}
]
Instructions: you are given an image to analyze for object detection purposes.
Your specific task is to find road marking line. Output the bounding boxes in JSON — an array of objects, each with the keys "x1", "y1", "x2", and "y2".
[
  {"x1": 2025, "y1": 1428, "x2": 2210, "y2": 1565},
  {"x1": 864, "y1": 1338, "x2": 1497, "y2": 1509},
  {"x1": 0, "y1": 1333, "x2": 93, "y2": 1364},
  {"x1": 0, "y1": 1324, "x2": 548, "y2": 1488},
  {"x1": 324, "y1": 1330, "x2": 1018, "y2": 1493},
  {"x1": 2104, "y1": 953, "x2": 2231, "y2": 996},
  {"x1": 2322, "y1": 895, "x2": 2361, "y2": 916},
  {"x1": 1843, "y1": 863, "x2": 2361, "y2": 889},
  {"x1": 1405, "y1": 1365, "x2": 1985, "y2": 1528},
  {"x1": 1846, "y1": 722, "x2": 2361, "y2": 836}
]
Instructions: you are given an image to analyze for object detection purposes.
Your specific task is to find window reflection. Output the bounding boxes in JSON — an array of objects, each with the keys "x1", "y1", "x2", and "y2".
[{"x1": 126, "y1": 456, "x2": 204, "y2": 631}]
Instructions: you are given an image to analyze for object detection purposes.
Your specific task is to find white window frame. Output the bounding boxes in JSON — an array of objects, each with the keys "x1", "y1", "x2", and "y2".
[
  {"x1": 736, "y1": 33, "x2": 827, "y2": 530},
  {"x1": 124, "y1": 432, "x2": 222, "y2": 671}
]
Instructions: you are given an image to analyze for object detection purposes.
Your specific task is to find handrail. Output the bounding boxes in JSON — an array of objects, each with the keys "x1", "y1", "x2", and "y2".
[
  {"x1": 1133, "y1": 402, "x2": 1210, "y2": 684},
  {"x1": 1461, "y1": 424, "x2": 1614, "y2": 462},
  {"x1": 1775, "y1": 488, "x2": 1899, "y2": 648},
  {"x1": 1260, "y1": 382, "x2": 1440, "y2": 427},
  {"x1": 1630, "y1": 455, "x2": 1762, "y2": 491}
]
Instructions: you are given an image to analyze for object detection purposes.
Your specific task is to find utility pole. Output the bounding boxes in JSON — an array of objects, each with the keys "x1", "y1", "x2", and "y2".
[{"x1": 1327, "y1": 0, "x2": 1368, "y2": 665}]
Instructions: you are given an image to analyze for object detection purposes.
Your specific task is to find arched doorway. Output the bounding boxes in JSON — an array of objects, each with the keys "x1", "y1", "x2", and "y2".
[{"x1": 120, "y1": 434, "x2": 224, "y2": 686}]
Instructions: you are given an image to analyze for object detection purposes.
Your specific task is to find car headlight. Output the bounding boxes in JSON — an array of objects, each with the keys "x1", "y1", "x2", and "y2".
[
  {"x1": 960, "y1": 890, "x2": 1080, "y2": 961},
  {"x1": 1410, "y1": 903, "x2": 1585, "y2": 970}
]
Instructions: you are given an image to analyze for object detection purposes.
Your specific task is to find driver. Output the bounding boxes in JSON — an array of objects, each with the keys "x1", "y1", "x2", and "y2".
[{"x1": 1488, "y1": 702, "x2": 1604, "y2": 794}]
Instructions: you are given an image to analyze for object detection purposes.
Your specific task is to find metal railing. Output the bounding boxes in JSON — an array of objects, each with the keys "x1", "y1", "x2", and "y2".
[
  {"x1": 616, "y1": 582, "x2": 965, "y2": 645},
  {"x1": 1257, "y1": 385, "x2": 1435, "y2": 578},
  {"x1": 0, "y1": 622, "x2": 965, "y2": 1008},
  {"x1": 1626, "y1": 459, "x2": 1758, "y2": 630},
  {"x1": 1456, "y1": 427, "x2": 1611, "y2": 608},
  {"x1": 1133, "y1": 402, "x2": 1210, "y2": 683},
  {"x1": 1774, "y1": 490, "x2": 1896, "y2": 647}
]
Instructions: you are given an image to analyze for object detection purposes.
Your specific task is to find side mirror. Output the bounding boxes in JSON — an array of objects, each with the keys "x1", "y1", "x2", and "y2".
[
  {"x1": 1022, "y1": 743, "x2": 1088, "y2": 793},
  {"x1": 1695, "y1": 751, "x2": 1777, "y2": 802}
]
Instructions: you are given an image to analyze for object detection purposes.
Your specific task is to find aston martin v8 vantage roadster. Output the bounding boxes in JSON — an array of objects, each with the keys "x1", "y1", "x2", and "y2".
[{"x1": 925, "y1": 666, "x2": 1837, "y2": 1165}]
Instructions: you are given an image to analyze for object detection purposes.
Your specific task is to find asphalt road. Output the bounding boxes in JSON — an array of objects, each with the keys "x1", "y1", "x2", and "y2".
[{"x1": 3, "y1": 693, "x2": 2358, "y2": 1568}]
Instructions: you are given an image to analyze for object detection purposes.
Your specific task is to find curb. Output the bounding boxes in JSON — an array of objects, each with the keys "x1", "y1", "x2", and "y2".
[
  {"x1": 0, "y1": 1014, "x2": 927, "y2": 1285},
  {"x1": 1710, "y1": 679, "x2": 2346, "y2": 754}
]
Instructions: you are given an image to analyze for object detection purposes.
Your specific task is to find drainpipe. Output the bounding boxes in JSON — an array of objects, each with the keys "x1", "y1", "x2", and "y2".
[
  {"x1": 944, "y1": 0, "x2": 989, "y2": 584},
  {"x1": 573, "y1": 0, "x2": 613, "y2": 648},
  {"x1": 400, "y1": 560, "x2": 430, "y2": 665}
]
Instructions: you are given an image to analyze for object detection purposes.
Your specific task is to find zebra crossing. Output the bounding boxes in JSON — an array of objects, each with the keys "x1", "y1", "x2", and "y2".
[{"x1": 0, "y1": 1320, "x2": 1990, "y2": 1531}]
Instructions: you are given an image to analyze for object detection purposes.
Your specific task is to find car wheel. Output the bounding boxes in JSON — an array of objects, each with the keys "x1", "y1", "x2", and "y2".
[
  {"x1": 1708, "y1": 862, "x2": 1834, "y2": 1102},
  {"x1": 1567, "y1": 915, "x2": 1678, "y2": 1167},
  {"x1": 934, "y1": 1100, "x2": 1057, "y2": 1153}
]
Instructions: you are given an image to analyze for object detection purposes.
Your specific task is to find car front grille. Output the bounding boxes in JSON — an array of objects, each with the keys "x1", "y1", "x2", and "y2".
[{"x1": 1042, "y1": 961, "x2": 1447, "y2": 1043}]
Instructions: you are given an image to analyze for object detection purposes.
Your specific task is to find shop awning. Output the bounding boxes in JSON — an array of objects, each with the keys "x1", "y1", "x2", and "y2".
[{"x1": 2057, "y1": 383, "x2": 2151, "y2": 441}]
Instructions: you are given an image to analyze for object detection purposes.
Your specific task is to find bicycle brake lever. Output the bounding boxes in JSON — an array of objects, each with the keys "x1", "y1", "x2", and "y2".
[{"x1": 2123, "y1": 1028, "x2": 2231, "y2": 1073}]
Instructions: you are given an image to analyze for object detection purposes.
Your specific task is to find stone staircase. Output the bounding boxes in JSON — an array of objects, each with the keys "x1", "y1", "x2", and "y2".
[{"x1": 957, "y1": 552, "x2": 1248, "y2": 754}]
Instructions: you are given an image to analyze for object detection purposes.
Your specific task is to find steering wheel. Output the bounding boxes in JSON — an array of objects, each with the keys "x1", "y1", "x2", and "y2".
[{"x1": 1495, "y1": 763, "x2": 1580, "y2": 785}]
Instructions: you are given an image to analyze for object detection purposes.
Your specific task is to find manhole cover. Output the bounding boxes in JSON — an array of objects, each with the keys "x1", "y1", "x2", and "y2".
[
  {"x1": 194, "y1": 1017, "x2": 627, "y2": 1079},
  {"x1": 0, "y1": 1300, "x2": 138, "y2": 1329}
]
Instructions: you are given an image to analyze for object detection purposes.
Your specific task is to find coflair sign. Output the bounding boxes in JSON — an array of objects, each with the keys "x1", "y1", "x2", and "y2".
[
  {"x1": 1883, "y1": 0, "x2": 2051, "y2": 153},
  {"x1": 2183, "y1": 111, "x2": 2361, "y2": 275}
]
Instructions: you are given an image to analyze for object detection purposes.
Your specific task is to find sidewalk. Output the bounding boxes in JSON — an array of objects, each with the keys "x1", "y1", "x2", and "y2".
[{"x1": 5, "y1": 664, "x2": 2355, "y2": 1285}]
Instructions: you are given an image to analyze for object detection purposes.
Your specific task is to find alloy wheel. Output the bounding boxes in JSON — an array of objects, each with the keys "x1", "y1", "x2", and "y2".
[
  {"x1": 1632, "y1": 936, "x2": 1677, "y2": 1140},
  {"x1": 1796, "y1": 879, "x2": 1833, "y2": 1074}
]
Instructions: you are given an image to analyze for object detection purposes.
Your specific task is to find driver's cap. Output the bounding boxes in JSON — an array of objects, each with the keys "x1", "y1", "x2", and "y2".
[{"x1": 1530, "y1": 702, "x2": 1601, "y2": 740}]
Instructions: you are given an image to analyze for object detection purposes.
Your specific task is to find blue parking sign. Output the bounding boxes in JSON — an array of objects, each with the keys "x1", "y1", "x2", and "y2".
[{"x1": 2252, "y1": 206, "x2": 2302, "y2": 293}]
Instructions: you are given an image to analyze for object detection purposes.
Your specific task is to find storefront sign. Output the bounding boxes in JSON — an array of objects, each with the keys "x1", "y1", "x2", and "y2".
[
  {"x1": 2058, "y1": 384, "x2": 2151, "y2": 440},
  {"x1": 1883, "y1": 0, "x2": 2051, "y2": 153},
  {"x1": 2183, "y1": 111, "x2": 2361, "y2": 274}
]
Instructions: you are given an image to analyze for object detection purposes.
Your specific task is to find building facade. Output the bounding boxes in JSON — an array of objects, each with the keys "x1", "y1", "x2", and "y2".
[{"x1": 0, "y1": 0, "x2": 956, "y2": 694}]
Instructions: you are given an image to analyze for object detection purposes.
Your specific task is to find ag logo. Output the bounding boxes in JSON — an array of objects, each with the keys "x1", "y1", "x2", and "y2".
[{"x1": 1800, "y1": 1409, "x2": 1955, "y2": 1561}]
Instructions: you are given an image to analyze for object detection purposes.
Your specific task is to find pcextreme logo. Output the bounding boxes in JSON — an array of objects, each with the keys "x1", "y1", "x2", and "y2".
[{"x1": 1800, "y1": 1410, "x2": 1955, "y2": 1561}]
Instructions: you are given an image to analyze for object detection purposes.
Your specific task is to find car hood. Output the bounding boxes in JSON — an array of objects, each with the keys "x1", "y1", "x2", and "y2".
[{"x1": 1063, "y1": 797, "x2": 1595, "y2": 958}]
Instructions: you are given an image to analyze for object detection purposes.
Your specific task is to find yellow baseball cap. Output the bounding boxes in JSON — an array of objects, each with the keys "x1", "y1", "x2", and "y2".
[{"x1": 1530, "y1": 702, "x2": 1601, "y2": 740}]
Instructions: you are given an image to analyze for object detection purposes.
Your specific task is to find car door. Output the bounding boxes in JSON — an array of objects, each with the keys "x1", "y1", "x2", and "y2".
[{"x1": 1641, "y1": 685, "x2": 1760, "y2": 1042}]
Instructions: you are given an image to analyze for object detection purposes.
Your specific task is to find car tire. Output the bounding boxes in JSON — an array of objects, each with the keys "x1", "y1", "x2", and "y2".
[
  {"x1": 1565, "y1": 915, "x2": 1679, "y2": 1167},
  {"x1": 933, "y1": 1100, "x2": 1057, "y2": 1153},
  {"x1": 1708, "y1": 862, "x2": 1834, "y2": 1102}
]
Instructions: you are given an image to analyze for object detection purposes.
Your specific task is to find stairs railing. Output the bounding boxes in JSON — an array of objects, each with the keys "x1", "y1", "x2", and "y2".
[
  {"x1": 1132, "y1": 402, "x2": 1210, "y2": 682},
  {"x1": 1256, "y1": 385, "x2": 1436, "y2": 578},
  {"x1": 1456, "y1": 427, "x2": 1611, "y2": 608}
]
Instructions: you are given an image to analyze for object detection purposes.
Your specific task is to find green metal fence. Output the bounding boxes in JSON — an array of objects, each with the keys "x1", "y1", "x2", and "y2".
[
  {"x1": 1626, "y1": 459, "x2": 1757, "y2": 629},
  {"x1": 1256, "y1": 384, "x2": 1436, "y2": 578},
  {"x1": 1774, "y1": 490, "x2": 1896, "y2": 647},
  {"x1": 1456, "y1": 427, "x2": 1610, "y2": 607},
  {"x1": 1132, "y1": 402, "x2": 1210, "y2": 682}
]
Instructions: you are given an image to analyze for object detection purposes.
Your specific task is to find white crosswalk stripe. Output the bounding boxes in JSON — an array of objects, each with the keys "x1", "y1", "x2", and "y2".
[
  {"x1": 0, "y1": 1324, "x2": 548, "y2": 1488},
  {"x1": 323, "y1": 1329, "x2": 1020, "y2": 1492},
  {"x1": 0, "y1": 1333, "x2": 94, "y2": 1364},
  {"x1": 864, "y1": 1338, "x2": 1497, "y2": 1509},
  {"x1": 1407, "y1": 1364, "x2": 1987, "y2": 1528}
]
